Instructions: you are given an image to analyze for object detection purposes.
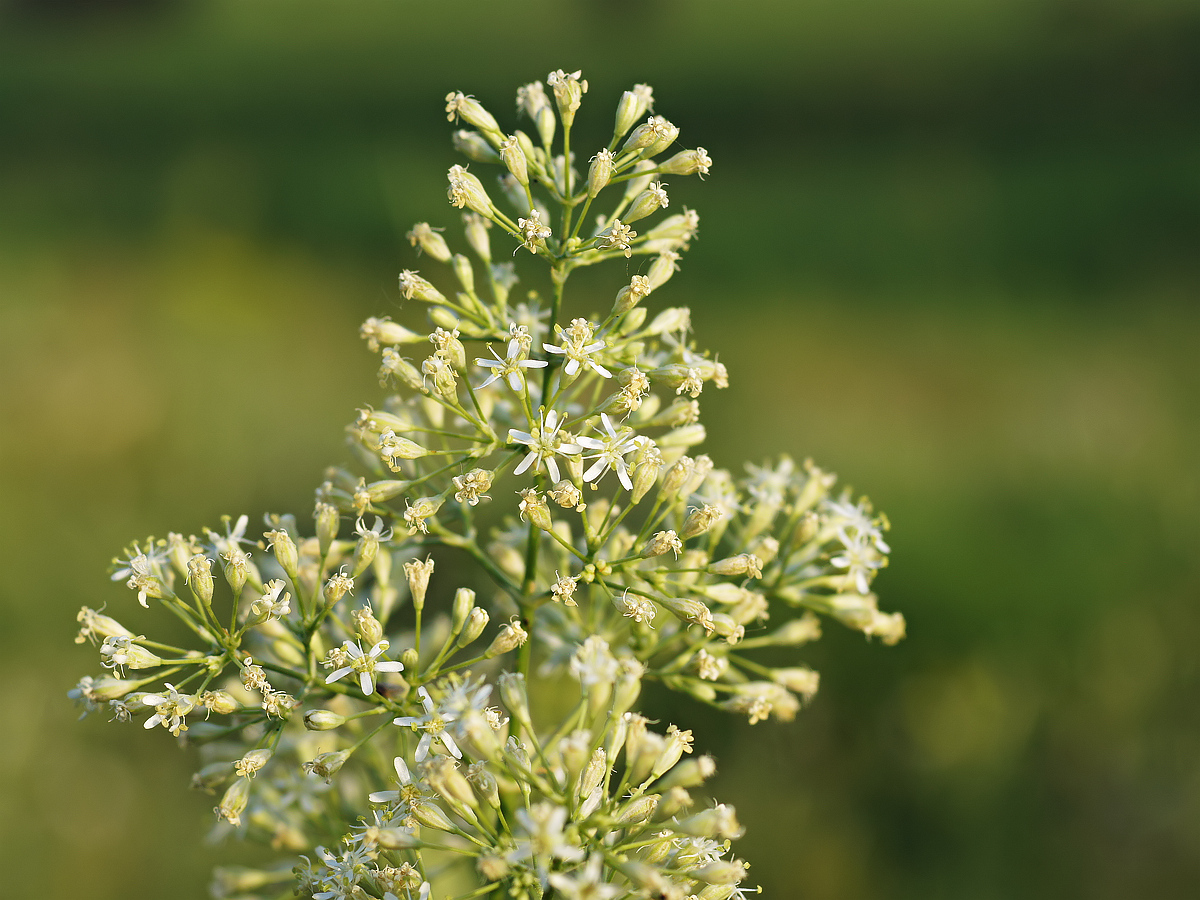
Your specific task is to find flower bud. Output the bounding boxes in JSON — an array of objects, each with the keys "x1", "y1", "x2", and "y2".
[
  {"x1": 303, "y1": 709, "x2": 346, "y2": 731},
  {"x1": 681, "y1": 504, "x2": 723, "y2": 539},
  {"x1": 445, "y1": 92, "x2": 502, "y2": 139},
  {"x1": 646, "y1": 252, "x2": 681, "y2": 291},
  {"x1": 517, "y1": 488, "x2": 553, "y2": 532},
  {"x1": 234, "y1": 748, "x2": 272, "y2": 778},
  {"x1": 451, "y1": 587, "x2": 476, "y2": 634},
  {"x1": 676, "y1": 803, "x2": 743, "y2": 839},
  {"x1": 613, "y1": 274, "x2": 652, "y2": 315},
  {"x1": 587, "y1": 148, "x2": 614, "y2": 197},
  {"x1": 314, "y1": 502, "x2": 339, "y2": 558},
  {"x1": 303, "y1": 750, "x2": 350, "y2": 783},
  {"x1": 613, "y1": 793, "x2": 660, "y2": 826},
  {"x1": 499, "y1": 135, "x2": 529, "y2": 186},
  {"x1": 643, "y1": 530, "x2": 682, "y2": 558},
  {"x1": 577, "y1": 748, "x2": 608, "y2": 799},
  {"x1": 614, "y1": 84, "x2": 653, "y2": 140},
  {"x1": 200, "y1": 690, "x2": 240, "y2": 715},
  {"x1": 624, "y1": 181, "x2": 669, "y2": 225},
  {"x1": 452, "y1": 129, "x2": 500, "y2": 163},
  {"x1": 629, "y1": 443, "x2": 663, "y2": 505},
  {"x1": 352, "y1": 605, "x2": 384, "y2": 645},
  {"x1": 658, "y1": 595, "x2": 714, "y2": 632},
  {"x1": 402, "y1": 557, "x2": 434, "y2": 611},
  {"x1": 485, "y1": 620, "x2": 528, "y2": 659},
  {"x1": 406, "y1": 222, "x2": 451, "y2": 262},
  {"x1": 447, "y1": 164, "x2": 493, "y2": 216},
  {"x1": 462, "y1": 212, "x2": 491, "y2": 261},
  {"x1": 656, "y1": 754, "x2": 716, "y2": 790},
  {"x1": 374, "y1": 827, "x2": 420, "y2": 850},
  {"x1": 547, "y1": 68, "x2": 587, "y2": 127},
  {"x1": 449, "y1": 253, "x2": 476, "y2": 297},
  {"x1": 658, "y1": 147, "x2": 712, "y2": 177},
  {"x1": 413, "y1": 801, "x2": 456, "y2": 832},
  {"x1": 378, "y1": 348, "x2": 425, "y2": 391},
  {"x1": 498, "y1": 672, "x2": 531, "y2": 729},
  {"x1": 456, "y1": 607, "x2": 489, "y2": 648},
  {"x1": 216, "y1": 777, "x2": 250, "y2": 826},
  {"x1": 186, "y1": 554, "x2": 214, "y2": 604},
  {"x1": 263, "y1": 529, "x2": 298, "y2": 579},
  {"x1": 397, "y1": 269, "x2": 447, "y2": 305},
  {"x1": 708, "y1": 554, "x2": 763, "y2": 578}
]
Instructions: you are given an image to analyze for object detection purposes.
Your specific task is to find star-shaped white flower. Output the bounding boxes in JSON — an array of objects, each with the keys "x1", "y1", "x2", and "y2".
[
  {"x1": 324, "y1": 640, "x2": 404, "y2": 695},
  {"x1": 393, "y1": 686, "x2": 462, "y2": 760},
  {"x1": 574, "y1": 413, "x2": 650, "y2": 490},
  {"x1": 475, "y1": 342, "x2": 547, "y2": 391},
  {"x1": 542, "y1": 318, "x2": 612, "y2": 379},
  {"x1": 509, "y1": 408, "x2": 581, "y2": 482}
]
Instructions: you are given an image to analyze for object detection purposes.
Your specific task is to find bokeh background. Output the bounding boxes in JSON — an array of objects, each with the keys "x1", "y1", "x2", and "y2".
[{"x1": 2, "y1": 1, "x2": 1198, "y2": 897}]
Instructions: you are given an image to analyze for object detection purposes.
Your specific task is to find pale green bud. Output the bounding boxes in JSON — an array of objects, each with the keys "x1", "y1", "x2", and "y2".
[
  {"x1": 452, "y1": 129, "x2": 500, "y2": 163},
  {"x1": 462, "y1": 212, "x2": 491, "y2": 261},
  {"x1": 314, "y1": 502, "x2": 339, "y2": 557},
  {"x1": 547, "y1": 68, "x2": 587, "y2": 127},
  {"x1": 186, "y1": 554, "x2": 214, "y2": 604},
  {"x1": 216, "y1": 777, "x2": 250, "y2": 826},
  {"x1": 499, "y1": 135, "x2": 529, "y2": 186},
  {"x1": 457, "y1": 607, "x2": 489, "y2": 648},
  {"x1": 658, "y1": 147, "x2": 712, "y2": 177},
  {"x1": 485, "y1": 620, "x2": 528, "y2": 658},
  {"x1": 466, "y1": 761, "x2": 501, "y2": 809},
  {"x1": 378, "y1": 348, "x2": 425, "y2": 392},
  {"x1": 614, "y1": 84, "x2": 654, "y2": 140},
  {"x1": 613, "y1": 794, "x2": 660, "y2": 826},
  {"x1": 303, "y1": 750, "x2": 350, "y2": 783},
  {"x1": 624, "y1": 181, "x2": 669, "y2": 224},
  {"x1": 374, "y1": 827, "x2": 421, "y2": 850},
  {"x1": 587, "y1": 148, "x2": 614, "y2": 198},
  {"x1": 657, "y1": 754, "x2": 716, "y2": 790},
  {"x1": 447, "y1": 164, "x2": 493, "y2": 216},
  {"x1": 263, "y1": 529, "x2": 298, "y2": 579},
  {"x1": 498, "y1": 672, "x2": 531, "y2": 728},
  {"x1": 403, "y1": 557, "x2": 434, "y2": 611},
  {"x1": 303, "y1": 709, "x2": 346, "y2": 731},
  {"x1": 646, "y1": 251, "x2": 681, "y2": 291},
  {"x1": 681, "y1": 504, "x2": 722, "y2": 539},
  {"x1": 397, "y1": 269, "x2": 448, "y2": 305},
  {"x1": 517, "y1": 488, "x2": 553, "y2": 532},
  {"x1": 405, "y1": 222, "x2": 451, "y2": 263},
  {"x1": 352, "y1": 605, "x2": 383, "y2": 645},
  {"x1": 676, "y1": 803, "x2": 743, "y2": 839},
  {"x1": 451, "y1": 587, "x2": 476, "y2": 634},
  {"x1": 413, "y1": 801, "x2": 455, "y2": 832},
  {"x1": 445, "y1": 92, "x2": 502, "y2": 139},
  {"x1": 658, "y1": 424, "x2": 707, "y2": 449},
  {"x1": 451, "y1": 253, "x2": 475, "y2": 295}
]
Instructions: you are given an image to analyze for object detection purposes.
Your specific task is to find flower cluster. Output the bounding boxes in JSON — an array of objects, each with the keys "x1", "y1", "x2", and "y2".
[{"x1": 70, "y1": 71, "x2": 903, "y2": 900}]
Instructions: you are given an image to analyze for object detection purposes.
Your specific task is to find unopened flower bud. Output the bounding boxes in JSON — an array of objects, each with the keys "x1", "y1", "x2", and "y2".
[
  {"x1": 681, "y1": 504, "x2": 723, "y2": 539},
  {"x1": 658, "y1": 596, "x2": 714, "y2": 632},
  {"x1": 613, "y1": 794, "x2": 660, "y2": 826},
  {"x1": 463, "y1": 212, "x2": 492, "y2": 261},
  {"x1": 644, "y1": 530, "x2": 682, "y2": 558},
  {"x1": 446, "y1": 164, "x2": 493, "y2": 216},
  {"x1": 499, "y1": 135, "x2": 529, "y2": 186},
  {"x1": 303, "y1": 750, "x2": 350, "y2": 783},
  {"x1": 485, "y1": 620, "x2": 528, "y2": 658},
  {"x1": 547, "y1": 68, "x2": 587, "y2": 127},
  {"x1": 452, "y1": 129, "x2": 500, "y2": 163},
  {"x1": 263, "y1": 529, "x2": 298, "y2": 579},
  {"x1": 451, "y1": 587, "x2": 476, "y2": 634},
  {"x1": 517, "y1": 488, "x2": 553, "y2": 531},
  {"x1": 624, "y1": 181, "x2": 669, "y2": 225},
  {"x1": 378, "y1": 348, "x2": 425, "y2": 391},
  {"x1": 352, "y1": 605, "x2": 384, "y2": 645},
  {"x1": 466, "y1": 761, "x2": 501, "y2": 809},
  {"x1": 234, "y1": 748, "x2": 271, "y2": 778},
  {"x1": 374, "y1": 827, "x2": 420, "y2": 850},
  {"x1": 186, "y1": 554, "x2": 214, "y2": 604},
  {"x1": 658, "y1": 147, "x2": 713, "y2": 177},
  {"x1": 406, "y1": 222, "x2": 451, "y2": 262},
  {"x1": 677, "y1": 803, "x2": 743, "y2": 839},
  {"x1": 457, "y1": 607, "x2": 489, "y2": 648},
  {"x1": 614, "y1": 84, "x2": 654, "y2": 140},
  {"x1": 709, "y1": 554, "x2": 763, "y2": 578},
  {"x1": 577, "y1": 748, "x2": 608, "y2": 799},
  {"x1": 200, "y1": 690, "x2": 240, "y2": 715},
  {"x1": 314, "y1": 502, "x2": 339, "y2": 558},
  {"x1": 303, "y1": 709, "x2": 346, "y2": 731},
  {"x1": 478, "y1": 854, "x2": 509, "y2": 882},
  {"x1": 587, "y1": 148, "x2": 614, "y2": 197},
  {"x1": 403, "y1": 557, "x2": 434, "y2": 611},
  {"x1": 413, "y1": 801, "x2": 456, "y2": 832},
  {"x1": 657, "y1": 754, "x2": 717, "y2": 790},
  {"x1": 216, "y1": 777, "x2": 250, "y2": 826},
  {"x1": 445, "y1": 92, "x2": 502, "y2": 138},
  {"x1": 646, "y1": 252, "x2": 681, "y2": 291},
  {"x1": 613, "y1": 274, "x2": 652, "y2": 315},
  {"x1": 323, "y1": 570, "x2": 354, "y2": 607},
  {"x1": 498, "y1": 672, "x2": 531, "y2": 728},
  {"x1": 397, "y1": 269, "x2": 448, "y2": 305}
]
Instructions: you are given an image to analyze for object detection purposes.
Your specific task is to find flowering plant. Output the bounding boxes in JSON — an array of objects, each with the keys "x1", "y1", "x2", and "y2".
[{"x1": 71, "y1": 70, "x2": 903, "y2": 900}]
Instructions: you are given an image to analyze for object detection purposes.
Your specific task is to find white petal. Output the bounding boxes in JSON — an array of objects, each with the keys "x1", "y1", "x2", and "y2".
[
  {"x1": 359, "y1": 672, "x2": 374, "y2": 695},
  {"x1": 617, "y1": 463, "x2": 633, "y2": 491},
  {"x1": 558, "y1": 442, "x2": 581, "y2": 455},
  {"x1": 475, "y1": 358, "x2": 501, "y2": 368},
  {"x1": 514, "y1": 452, "x2": 537, "y2": 476},
  {"x1": 395, "y1": 756, "x2": 411, "y2": 782},
  {"x1": 565, "y1": 358, "x2": 579, "y2": 376},
  {"x1": 376, "y1": 661, "x2": 405, "y2": 673},
  {"x1": 509, "y1": 429, "x2": 534, "y2": 444},
  {"x1": 574, "y1": 437, "x2": 604, "y2": 450},
  {"x1": 521, "y1": 359, "x2": 548, "y2": 368},
  {"x1": 326, "y1": 666, "x2": 353, "y2": 684},
  {"x1": 440, "y1": 733, "x2": 462, "y2": 759},
  {"x1": 417, "y1": 686, "x2": 434, "y2": 712},
  {"x1": 545, "y1": 458, "x2": 561, "y2": 482},
  {"x1": 590, "y1": 361, "x2": 613, "y2": 378},
  {"x1": 415, "y1": 733, "x2": 432, "y2": 761},
  {"x1": 507, "y1": 373, "x2": 522, "y2": 391},
  {"x1": 583, "y1": 458, "x2": 608, "y2": 482}
]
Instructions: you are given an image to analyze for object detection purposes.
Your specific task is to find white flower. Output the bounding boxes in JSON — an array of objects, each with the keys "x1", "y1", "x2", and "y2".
[
  {"x1": 393, "y1": 686, "x2": 462, "y2": 761},
  {"x1": 508, "y1": 408, "x2": 581, "y2": 483},
  {"x1": 368, "y1": 756, "x2": 418, "y2": 805},
  {"x1": 142, "y1": 683, "x2": 196, "y2": 736},
  {"x1": 517, "y1": 208, "x2": 551, "y2": 253},
  {"x1": 575, "y1": 413, "x2": 650, "y2": 490},
  {"x1": 823, "y1": 492, "x2": 891, "y2": 553},
  {"x1": 510, "y1": 801, "x2": 584, "y2": 868},
  {"x1": 569, "y1": 636, "x2": 619, "y2": 687},
  {"x1": 542, "y1": 318, "x2": 612, "y2": 379},
  {"x1": 830, "y1": 530, "x2": 884, "y2": 594},
  {"x1": 324, "y1": 640, "x2": 405, "y2": 695},
  {"x1": 250, "y1": 579, "x2": 291, "y2": 620},
  {"x1": 474, "y1": 341, "x2": 548, "y2": 391},
  {"x1": 547, "y1": 854, "x2": 622, "y2": 900}
]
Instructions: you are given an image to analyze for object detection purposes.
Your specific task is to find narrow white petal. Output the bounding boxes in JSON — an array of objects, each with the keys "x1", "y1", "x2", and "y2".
[
  {"x1": 507, "y1": 373, "x2": 522, "y2": 391},
  {"x1": 565, "y1": 358, "x2": 579, "y2": 376},
  {"x1": 416, "y1": 733, "x2": 432, "y2": 761},
  {"x1": 591, "y1": 362, "x2": 613, "y2": 379},
  {"x1": 395, "y1": 757, "x2": 411, "y2": 782},
  {"x1": 441, "y1": 733, "x2": 462, "y2": 759},
  {"x1": 376, "y1": 661, "x2": 405, "y2": 673},
  {"x1": 546, "y1": 458, "x2": 561, "y2": 482},
  {"x1": 326, "y1": 666, "x2": 353, "y2": 684},
  {"x1": 514, "y1": 452, "x2": 537, "y2": 476},
  {"x1": 359, "y1": 672, "x2": 375, "y2": 695},
  {"x1": 583, "y1": 458, "x2": 608, "y2": 482}
]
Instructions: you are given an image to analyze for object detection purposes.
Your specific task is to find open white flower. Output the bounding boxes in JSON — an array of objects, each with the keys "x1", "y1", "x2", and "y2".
[
  {"x1": 475, "y1": 341, "x2": 548, "y2": 391},
  {"x1": 393, "y1": 686, "x2": 462, "y2": 760},
  {"x1": 547, "y1": 854, "x2": 621, "y2": 900},
  {"x1": 575, "y1": 413, "x2": 650, "y2": 490},
  {"x1": 324, "y1": 640, "x2": 404, "y2": 696},
  {"x1": 509, "y1": 408, "x2": 581, "y2": 482},
  {"x1": 830, "y1": 529, "x2": 884, "y2": 594},
  {"x1": 542, "y1": 318, "x2": 612, "y2": 379}
]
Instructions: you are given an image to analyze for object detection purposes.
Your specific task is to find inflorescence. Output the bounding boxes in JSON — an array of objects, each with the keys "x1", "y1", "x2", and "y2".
[{"x1": 70, "y1": 70, "x2": 904, "y2": 900}]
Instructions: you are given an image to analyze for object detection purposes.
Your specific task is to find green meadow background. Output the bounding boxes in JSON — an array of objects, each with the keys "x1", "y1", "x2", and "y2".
[{"x1": 2, "y1": 1, "x2": 1198, "y2": 897}]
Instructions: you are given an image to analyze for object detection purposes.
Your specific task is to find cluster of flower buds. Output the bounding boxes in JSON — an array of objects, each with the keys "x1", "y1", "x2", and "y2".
[{"x1": 71, "y1": 71, "x2": 901, "y2": 900}]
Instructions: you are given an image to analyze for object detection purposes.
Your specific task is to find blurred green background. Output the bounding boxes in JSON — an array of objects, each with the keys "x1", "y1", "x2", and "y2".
[{"x1": 2, "y1": 0, "x2": 1198, "y2": 897}]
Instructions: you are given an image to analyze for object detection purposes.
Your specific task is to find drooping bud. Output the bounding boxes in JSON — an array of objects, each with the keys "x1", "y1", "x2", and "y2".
[
  {"x1": 499, "y1": 135, "x2": 529, "y2": 187},
  {"x1": 446, "y1": 165, "x2": 493, "y2": 216},
  {"x1": 624, "y1": 181, "x2": 669, "y2": 225},
  {"x1": 452, "y1": 129, "x2": 501, "y2": 163},
  {"x1": 681, "y1": 504, "x2": 723, "y2": 540},
  {"x1": 485, "y1": 620, "x2": 528, "y2": 658},
  {"x1": 456, "y1": 607, "x2": 489, "y2": 648},
  {"x1": 445, "y1": 92, "x2": 503, "y2": 140},
  {"x1": 216, "y1": 777, "x2": 250, "y2": 826}
]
